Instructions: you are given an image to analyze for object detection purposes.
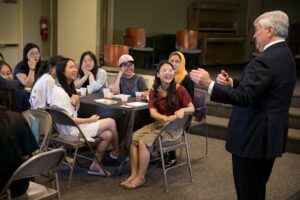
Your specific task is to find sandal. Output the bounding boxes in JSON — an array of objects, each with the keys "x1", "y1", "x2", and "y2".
[
  {"x1": 87, "y1": 167, "x2": 111, "y2": 177},
  {"x1": 109, "y1": 152, "x2": 119, "y2": 160}
]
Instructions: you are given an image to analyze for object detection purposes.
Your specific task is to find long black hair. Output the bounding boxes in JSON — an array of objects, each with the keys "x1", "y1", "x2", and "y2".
[
  {"x1": 23, "y1": 43, "x2": 41, "y2": 62},
  {"x1": 55, "y1": 58, "x2": 76, "y2": 97},
  {"x1": 21, "y1": 43, "x2": 42, "y2": 73},
  {"x1": 78, "y1": 51, "x2": 98, "y2": 87},
  {"x1": 35, "y1": 55, "x2": 64, "y2": 83},
  {"x1": 152, "y1": 60, "x2": 177, "y2": 109},
  {"x1": 0, "y1": 61, "x2": 15, "y2": 110},
  {"x1": 0, "y1": 105, "x2": 12, "y2": 144}
]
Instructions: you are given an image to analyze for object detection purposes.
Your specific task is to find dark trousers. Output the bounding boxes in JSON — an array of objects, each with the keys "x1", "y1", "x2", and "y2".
[{"x1": 232, "y1": 155, "x2": 275, "y2": 200}]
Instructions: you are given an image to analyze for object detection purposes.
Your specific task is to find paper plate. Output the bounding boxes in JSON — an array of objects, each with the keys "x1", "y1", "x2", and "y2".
[
  {"x1": 126, "y1": 102, "x2": 148, "y2": 107},
  {"x1": 112, "y1": 94, "x2": 131, "y2": 99},
  {"x1": 94, "y1": 99, "x2": 118, "y2": 105}
]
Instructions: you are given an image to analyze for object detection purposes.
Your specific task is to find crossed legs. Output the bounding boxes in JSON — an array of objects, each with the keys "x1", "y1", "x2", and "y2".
[{"x1": 89, "y1": 118, "x2": 119, "y2": 175}]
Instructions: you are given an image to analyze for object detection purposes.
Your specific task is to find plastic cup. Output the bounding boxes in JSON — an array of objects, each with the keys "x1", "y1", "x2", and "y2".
[
  {"x1": 121, "y1": 95, "x2": 128, "y2": 105},
  {"x1": 80, "y1": 87, "x2": 87, "y2": 97},
  {"x1": 103, "y1": 88, "x2": 110, "y2": 98},
  {"x1": 106, "y1": 92, "x2": 113, "y2": 99},
  {"x1": 87, "y1": 85, "x2": 93, "y2": 94},
  {"x1": 135, "y1": 92, "x2": 142, "y2": 101},
  {"x1": 103, "y1": 88, "x2": 110, "y2": 93}
]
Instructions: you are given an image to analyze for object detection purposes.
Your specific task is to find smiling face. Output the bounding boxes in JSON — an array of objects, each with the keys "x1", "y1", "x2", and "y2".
[
  {"x1": 82, "y1": 55, "x2": 94, "y2": 71},
  {"x1": 168, "y1": 54, "x2": 181, "y2": 74},
  {"x1": 157, "y1": 63, "x2": 174, "y2": 84},
  {"x1": 121, "y1": 62, "x2": 135, "y2": 78},
  {"x1": 0, "y1": 64, "x2": 13, "y2": 80},
  {"x1": 64, "y1": 60, "x2": 78, "y2": 83}
]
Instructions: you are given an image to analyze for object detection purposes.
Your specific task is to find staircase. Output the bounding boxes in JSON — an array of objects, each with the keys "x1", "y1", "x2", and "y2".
[{"x1": 189, "y1": 89, "x2": 300, "y2": 154}]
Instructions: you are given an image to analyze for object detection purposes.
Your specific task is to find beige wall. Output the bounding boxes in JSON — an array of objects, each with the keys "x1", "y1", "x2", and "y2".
[
  {"x1": 0, "y1": 1, "x2": 19, "y2": 67},
  {"x1": 0, "y1": 0, "x2": 51, "y2": 68},
  {"x1": 57, "y1": 0, "x2": 99, "y2": 63},
  {"x1": 23, "y1": 0, "x2": 51, "y2": 60}
]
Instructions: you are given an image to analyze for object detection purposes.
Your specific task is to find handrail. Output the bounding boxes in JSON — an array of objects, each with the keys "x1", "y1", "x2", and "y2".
[{"x1": 0, "y1": 44, "x2": 18, "y2": 47}]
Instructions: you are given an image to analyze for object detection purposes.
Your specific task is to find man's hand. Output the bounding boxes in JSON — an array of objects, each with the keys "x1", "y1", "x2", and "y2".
[
  {"x1": 190, "y1": 68, "x2": 212, "y2": 91},
  {"x1": 216, "y1": 70, "x2": 233, "y2": 87}
]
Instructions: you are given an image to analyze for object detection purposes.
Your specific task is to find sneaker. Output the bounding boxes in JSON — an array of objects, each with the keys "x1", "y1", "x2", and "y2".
[
  {"x1": 124, "y1": 155, "x2": 130, "y2": 162},
  {"x1": 109, "y1": 152, "x2": 119, "y2": 160},
  {"x1": 65, "y1": 156, "x2": 74, "y2": 164},
  {"x1": 164, "y1": 159, "x2": 177, "y2": 168}
]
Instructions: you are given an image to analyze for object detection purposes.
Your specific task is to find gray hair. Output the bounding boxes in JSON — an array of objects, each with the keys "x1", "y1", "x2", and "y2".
[{"x1": 254, "y1": 10, "x2": 289, "y2": 39}]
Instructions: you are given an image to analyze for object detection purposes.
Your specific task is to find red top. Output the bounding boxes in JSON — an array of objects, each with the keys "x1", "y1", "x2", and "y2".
[{"x1": 148, "y1": 85, "x2": 192, "y2": 116}]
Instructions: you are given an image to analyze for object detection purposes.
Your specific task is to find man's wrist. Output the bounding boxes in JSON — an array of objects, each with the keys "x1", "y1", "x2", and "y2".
[{"x1": 208, "y1": 81, "x2": 215, "y2": 95}]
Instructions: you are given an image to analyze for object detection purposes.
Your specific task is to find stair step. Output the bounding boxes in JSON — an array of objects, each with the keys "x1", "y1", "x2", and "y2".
[
  {"x1": 291, "y1": 89, "x2": 300, "y2": 107},
  {"x1": 189, "y1": 115, "x2": 300, "y2": 154},
  {"x1": 206, "y1": 102, "x2": 300, "y2": 129},
  {"x1": 286, "y1": 128, "x2": 300, "y2": 154}
]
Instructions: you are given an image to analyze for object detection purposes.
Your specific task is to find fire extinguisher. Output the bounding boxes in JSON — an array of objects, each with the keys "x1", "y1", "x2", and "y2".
[{"x1": 40, "y1": 16, "x2": 48, "y2": 41}]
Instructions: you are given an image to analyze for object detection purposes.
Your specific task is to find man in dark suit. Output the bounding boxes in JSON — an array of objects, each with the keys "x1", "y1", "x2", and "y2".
[{"x1": 190, "y1": 10, "x2": 296, "y2": 200}]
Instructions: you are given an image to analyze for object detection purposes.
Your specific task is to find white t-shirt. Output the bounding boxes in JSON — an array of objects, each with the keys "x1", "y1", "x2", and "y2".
[
  {"x1": 30, "y1": 73, "x2": 55, "y2": 109},
  {"x1": 50, "y1": 84, "x2": 98, "y2": 140},
  {"x1": 93, "y1": 69, "x2": 108, "y2": 92}
]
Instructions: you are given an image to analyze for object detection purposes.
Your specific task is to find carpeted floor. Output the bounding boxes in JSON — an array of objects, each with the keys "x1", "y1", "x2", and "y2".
[{"x1": 58, "y1": 135, "x2": 300, "y2": 200}]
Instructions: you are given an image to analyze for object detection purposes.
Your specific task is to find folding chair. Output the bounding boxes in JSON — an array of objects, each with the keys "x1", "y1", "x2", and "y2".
[
  {"x1": 45, "y1": 108, "x2": 105, "y2": 188},
  {"x1": 191, "y1": 88, "x2": 208, "y2": 157},
  {"x1": 154, "y1": 114, "x2": 193, "y2": 192},
  {"x1": 29, "y1": 109, "x2": 52, "y2": 152},
  {"x1": 0, "y1": 148, "x2": 66, "y2": 200}
]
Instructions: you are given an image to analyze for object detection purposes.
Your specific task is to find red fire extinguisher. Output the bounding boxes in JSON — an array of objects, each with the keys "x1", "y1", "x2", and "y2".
[{"x1": 40, "y1": 16, "x2": 48, "y2": 41}]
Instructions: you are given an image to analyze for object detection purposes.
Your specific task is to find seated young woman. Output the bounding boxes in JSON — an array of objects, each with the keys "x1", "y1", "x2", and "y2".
[
  {"x1": 50, "y1": 57, "x2": 119, "y2": 176},
  {"x1": 75, "y1": 51, "x2": 108, "y2": 93},
  {"x1": 13, "y1": 43, "x2": 42, "y2": 89},
  {"x1": 0, "y1": 81, "x2": 38, "y2": 197},
  {"x1": 0, "y1": 60, "x2": 31, "y2": 124},
  {"x1": 110, "y1": 54, "x2": 148, "y2": 97},
  {"x1": 167, "y1": 51, "x2": 195, "y2": 167},
  {"x1": 30, "y1": 55, "x2": 64, "y2": 109},
  {"x1": 120, "y1": 61, "x2": 195, "y2": 189}
]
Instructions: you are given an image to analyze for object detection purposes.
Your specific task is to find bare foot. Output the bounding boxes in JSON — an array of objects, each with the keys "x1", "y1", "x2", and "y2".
[
  {"x1": 120, "y1": 175, "x2": 136, "y2": 186},
  {"x1": 122, "y1": 177, "x2": 145, "y2": 189}
]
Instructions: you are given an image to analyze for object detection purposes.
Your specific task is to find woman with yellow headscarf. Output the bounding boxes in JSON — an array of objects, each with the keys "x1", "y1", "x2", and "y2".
[
  {"x1": 166, "y1": 51, "x2": 195, "y2": 167},
  {"x1": 169, "y1": 51, "x2": 194, "y2": 99}
]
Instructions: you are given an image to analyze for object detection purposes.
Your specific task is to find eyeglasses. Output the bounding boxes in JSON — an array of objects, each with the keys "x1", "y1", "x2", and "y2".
[
  {"x1": 120, "y1": 62, "x2": 134, "y2": 68},
  {"x1": 160, "y1": 69, "x2": 174, "y2": 75},
  {"x1": 28, "y1": 51, "x2": 40, "y2": 57}
]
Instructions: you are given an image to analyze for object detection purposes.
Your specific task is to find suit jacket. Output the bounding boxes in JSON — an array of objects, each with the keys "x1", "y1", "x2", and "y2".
[{"x1": 211, "y1": 42, "x2": 296, "y2": 159}]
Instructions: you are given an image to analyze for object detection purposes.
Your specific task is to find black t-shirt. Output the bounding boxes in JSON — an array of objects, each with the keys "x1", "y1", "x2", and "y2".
[
  {"x1": 181, "y1": 75, "x2": 194, "y2": 99},
  {"x1": 13, "y1": 61, "x2": 41, "y2": 88},
  {"x1": 0, "y1": 110, "x2": 38, "y2": 197},
  {"x1": 14, "y1": 90, "x2": 31, "y2": 113}
]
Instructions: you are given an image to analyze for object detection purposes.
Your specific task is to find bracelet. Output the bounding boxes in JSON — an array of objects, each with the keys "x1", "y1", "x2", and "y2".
[{"x1": 30, "y1": 68, "x2": 35, "y2": 71}]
